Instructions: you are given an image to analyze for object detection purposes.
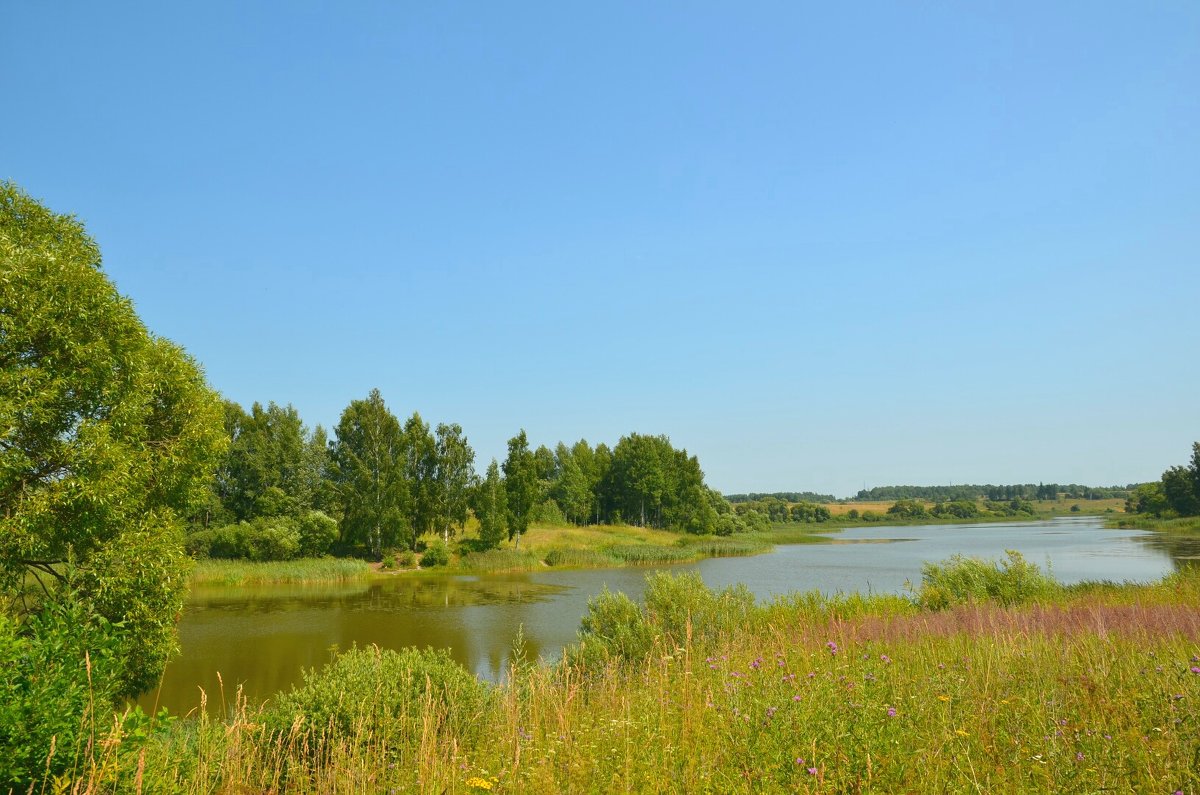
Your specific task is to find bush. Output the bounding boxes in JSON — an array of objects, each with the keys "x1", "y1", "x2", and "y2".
[
  {"x1": 575, "y1": 572, "x2": 756, "y2": 666},
  {"x1": 931, "y1": 500, "x2": 981, "y2": 519},
  {"x1": 0, "y1": 597, "x2": 124, "y2": 788},
  {"x1": 576, "y1": 588, "x2": 654, "y2": 664},
  {"x1": 297, "y1": 511, "x2": 338, "y2": 557},
  {"x1": 917, "y1": 550, "x2": 1058, "y2": 610},
  {"x1": 420, "y1": 538, "x2": 450, "y2": 568},
  {"x1": 529, "y1": 499, "x2": 567, "y2": 525},
  {"x1": 264, "y1": 646, "x2": 490, "y2": 751}
]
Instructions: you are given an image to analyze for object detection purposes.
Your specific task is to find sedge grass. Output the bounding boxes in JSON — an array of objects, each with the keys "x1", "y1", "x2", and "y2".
[{"x1": 188, "y1": 557, "x2": 373, "y2": 586}]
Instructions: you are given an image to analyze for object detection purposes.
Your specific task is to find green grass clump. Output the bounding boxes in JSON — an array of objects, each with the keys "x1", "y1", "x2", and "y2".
[
  {"x1": 542, "y1": 548, "x2": 618, "y2": 568},
  {"x1": 189, "y1": 557, "x2": 373, "y2": 586},
  {"x1": 264, "y1": 645, "x2": 491, "y2": 753},
  {"x1": 457, "y1": 548, "x2": 542, "y2": 572},
  {"x1": 916, "y1": 549, "x2": 1059, "y2": 609},
  {"x1": 678, "y1": 536, "x2": 769, "y2": 557},
  {"x1": 606, "y1": 543, "x2": 696, "y2": 564}
]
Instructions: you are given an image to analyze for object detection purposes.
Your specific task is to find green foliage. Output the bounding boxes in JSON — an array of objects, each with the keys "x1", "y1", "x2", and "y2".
[
  {"x1": 188, "y1": 557, "x2": 372, "y2": 586},
  {"x1": 606, "y1": 544, "x2": 695, "y2": 564},
  {"x1": 930, "y1": 499, "x2": 981, "y2": 519},
  {"x1": 575, "y1": 572, "x2": 755, "y2": 666},
  {"x1": 0, "y1": 182, "x2": 226, "y2": 695},
  {"x1": 576, "y1": 588, "x2": 654, "y2": 664},
  {"x1": 0, "y1": 596, "x2": 124, "y2": 788},
  {"x1": 420, "y1": 538, "x2": 450, "y2": 568},
  {"x1": 543, "y1": 548, "x2": 619, "y2": 568},
  {"x1": 529, "y1": 497, "x2": 567, "y2": 525},
  {"x1": 503, "y1": 430, "x2": 539, "y2": 547},
  {"x1": 472, "y1": 459, "x2": 508, "y2": 550},
  {"x1": 917, "y1": 550, "x2": 1059, "y2": 610},
  {"x1": 264, "y1": 645, "x2": 490, "y2": 751},
  {"x1": 887, "y1": 499, "x2": 928, "y2": 519},
  {"x1": 297, "y1": 510, "x2": 338, "y2": 557},
  {"x1": 1128, "y1": 443, "x2": 1200, "y2": 518},
  {"x1": 457, "y1": 548, "x2": 541, "y2": 572},
  {"x1": 331, "y1": 389, "x2": 410, "y2": 557}
]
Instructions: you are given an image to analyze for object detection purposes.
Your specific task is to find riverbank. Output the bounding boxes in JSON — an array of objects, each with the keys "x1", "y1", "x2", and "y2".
[
  {"x1": 1108, "y1": 514, "x2": 1200, "y2": 534},
  {"x1": 188, "y1": 506, "x2": 1128, "y2": 585},
  {"x1": 70, "y1": 562, "x2": 1200, "y2": 793}
]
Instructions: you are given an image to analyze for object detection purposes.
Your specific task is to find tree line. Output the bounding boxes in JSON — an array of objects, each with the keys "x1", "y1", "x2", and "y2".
[
  {"x1": 724, "y1": 491, "x2": 837, "y2": 504},
  {"x1": 1126, "y1": 443, "x2": 1200, "y2": 518},
  {"x1": 855, "y1": 483, "x2": 1134, "y2": 502},
  {"x1": 185, "y1": 390, "x2": 737, "y2": 560}
]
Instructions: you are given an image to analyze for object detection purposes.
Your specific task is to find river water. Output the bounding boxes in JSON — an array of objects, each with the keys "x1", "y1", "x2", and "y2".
[{"x1": 141, "y1": 517, "x2": 1192, "y2": 714}]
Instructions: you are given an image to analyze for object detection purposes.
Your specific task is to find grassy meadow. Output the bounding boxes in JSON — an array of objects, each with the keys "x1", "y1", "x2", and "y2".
[{"x1": 58, "y1": 559, "x2": 1200, "y2": 793}]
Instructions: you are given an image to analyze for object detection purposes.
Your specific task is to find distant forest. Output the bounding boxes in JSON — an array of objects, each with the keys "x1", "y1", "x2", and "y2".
[
  {"x1": 725, "y1": 491, "x2": 837, "y2": 504},
  {"x1": 729, "y1": 484, "x2": 1139, "y2": 504},
  {"x1": 854, "y1": 484, "x2": 1138, "y2": 502}
]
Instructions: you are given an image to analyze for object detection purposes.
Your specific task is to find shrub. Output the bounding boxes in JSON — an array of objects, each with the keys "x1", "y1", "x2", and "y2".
[
  {"x1": 420, "y1": 538, "x2": 450, "y2": 568},
  {"x1": 576, "y1": 588, "x2": 654, "y2": 665},
  {"x1": 0, "y1": 597, "x2": 124, "y2": 789},
  {"x1": 264, "y1": 646, "x2": 490, "y2": 751},
  {"x1": 917, "y1": 550, "x2": 1058, "y2": 610},
  {"x1": 297, "y1": 511, "x2": 338, "y2": 557},
  {"x1": 574, "y1": 572, "x2": 756, "y2": 666}
]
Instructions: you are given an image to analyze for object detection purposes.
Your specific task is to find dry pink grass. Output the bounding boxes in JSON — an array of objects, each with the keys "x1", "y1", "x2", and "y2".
[{"x1": 812, "y1": 601, "x2": 1200, "y2": 646}]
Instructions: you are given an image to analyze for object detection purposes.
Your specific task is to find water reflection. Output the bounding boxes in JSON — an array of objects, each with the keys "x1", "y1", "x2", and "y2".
[{"x1": 142, "y1": 516, "x2": 1184, "y2": 715}]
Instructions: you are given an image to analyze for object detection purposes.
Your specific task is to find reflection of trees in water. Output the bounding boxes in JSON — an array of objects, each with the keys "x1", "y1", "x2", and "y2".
[{"x1": 1134, "y1": 534, "x2": 1200, "y2": 573}]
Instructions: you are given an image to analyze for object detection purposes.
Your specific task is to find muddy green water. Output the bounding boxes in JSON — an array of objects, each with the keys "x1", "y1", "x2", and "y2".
[{"x1": 141, "y1": 517, "x2": 1193, "y2": 714}]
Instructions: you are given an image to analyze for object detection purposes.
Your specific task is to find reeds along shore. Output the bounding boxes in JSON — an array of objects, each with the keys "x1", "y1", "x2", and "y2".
[{"x1": 51, "y1": 559, "x2": 1200, "y2": 794}]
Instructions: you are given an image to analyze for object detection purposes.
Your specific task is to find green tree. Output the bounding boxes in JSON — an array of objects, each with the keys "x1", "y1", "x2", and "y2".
[
  {"x1": 433, "y1": 422, "x2": 476, "y2": 543},
  {"x1": 472, "y1": 459, "x2": 508, "y2": 550},
  {"x1": 402, "y1": 412, "x2": 437, "y2": 539},
  {"x1": 1162, "y1": 465, "x2": 1199, "y2": 517},
  {"x1": 553, "y1": 442, "x2": 592, "y2": 525},
  {"x1": 503, "y1": 430, "x2": 539, "y2": 550},
  {"x1": 331, "y1": 390, "x2": 410, "y2": 557},
  {"x1": 0, "y1": 182, "x2": 226, "y2": 695}
]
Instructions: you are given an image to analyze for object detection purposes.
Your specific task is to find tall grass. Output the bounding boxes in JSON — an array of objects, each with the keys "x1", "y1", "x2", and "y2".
[
  {"x1": 542, "y1": 548, "x2": 618, "y2": 568},
  {"x1": 189, "y1": 557, "x2": 373, "y2": 586},
  {"x1": 457, "y1": 548, "x2": 542, "y2": 573},
  {"x1": 35, "y1": 561, "x2": 1200, "y2": 793},
  {"x1": 605, "y1": 543, "x2": 697, "y2": 564}
]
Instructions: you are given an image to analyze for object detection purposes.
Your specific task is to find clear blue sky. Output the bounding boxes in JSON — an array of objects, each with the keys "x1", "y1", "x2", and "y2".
[{"x1": 4, "y1": 2, "x2": 1197, "y2": 496}]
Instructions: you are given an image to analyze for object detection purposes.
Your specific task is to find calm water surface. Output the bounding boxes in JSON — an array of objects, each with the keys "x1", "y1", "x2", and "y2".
[{"x1": 142, "y1": 517, "x2": 1190, "y2": 714}]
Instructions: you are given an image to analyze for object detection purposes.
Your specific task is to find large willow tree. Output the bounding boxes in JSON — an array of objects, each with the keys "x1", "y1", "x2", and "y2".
[{"x1": 0, "y1": 182, "x2": 226, "y2": 695}]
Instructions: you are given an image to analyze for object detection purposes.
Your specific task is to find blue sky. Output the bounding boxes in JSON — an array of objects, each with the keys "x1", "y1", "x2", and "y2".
[{"x1": 4, "y1": 2, "x2": 1197, "y2": 496}]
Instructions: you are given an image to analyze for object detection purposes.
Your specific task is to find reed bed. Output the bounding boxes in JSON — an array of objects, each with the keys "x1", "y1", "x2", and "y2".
[
  {"x1": 188, "y1": 557, "x2": 373, "y2": 586},
  {"x1": 457, "y1": 548, "x2": 543, "y2": 573}
]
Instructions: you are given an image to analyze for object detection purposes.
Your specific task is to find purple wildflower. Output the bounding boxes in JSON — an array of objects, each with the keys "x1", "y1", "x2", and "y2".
[
  {"x1": 807, "y1": 767, "x2": 818, "y2": 776},
  {"x1": 826, "y1": 641, "x2": 838, "y2": 655},
  {"x1": 887, "y1": 708, "x2": 896, "y2": 718}
]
